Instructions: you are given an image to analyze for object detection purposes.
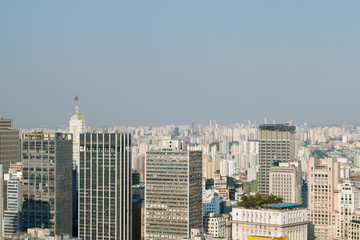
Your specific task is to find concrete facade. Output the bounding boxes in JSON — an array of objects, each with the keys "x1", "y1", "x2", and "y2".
[
  {"x1": 231, "y1": 205, "x2": 307, "y2": 240},
  {"x1": 145, "y1": 140, "x2": 203, "y2": 239},
  {"x1": 258, "y1": 124, "x2": 295, "y2": 195}
]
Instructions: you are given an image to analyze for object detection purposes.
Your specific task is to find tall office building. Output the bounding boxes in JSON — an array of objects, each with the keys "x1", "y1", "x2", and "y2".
[
  {"x1": 22, "y1": 133, "x2": 73, "y2": 236},
  {"x1": 78, "y1": 133, "x2": 132, "y2": 240},
  {"x1": 0, "y1": 118, "x2": 19, "y2": 173},
  {"x1": 307, "y1": 157, "x2": 339, "y2": 240},
  {"x1": 258, "y1": 124, "x2": 295, "y2": 194},
  {"x1": 145, "y1": 139, "x2": 203, "y2": 239}
]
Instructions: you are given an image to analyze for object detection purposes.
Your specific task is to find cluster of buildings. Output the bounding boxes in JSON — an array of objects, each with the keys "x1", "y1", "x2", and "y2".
[{"x1": 2, "y1": 104, "x2": 360, "y2": 239}]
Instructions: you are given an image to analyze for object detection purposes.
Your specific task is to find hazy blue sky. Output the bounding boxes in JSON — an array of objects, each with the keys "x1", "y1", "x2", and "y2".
[{"x1": 1, "y1": 1, "x2": 359, "y2": 128}]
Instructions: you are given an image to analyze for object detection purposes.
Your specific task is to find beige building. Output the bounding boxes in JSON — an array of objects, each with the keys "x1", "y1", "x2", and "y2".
[
  {"x1": 258, "y1": 124, "x2": 295, "y2": 195},
  {"x1": 231, "y1": 203, "x2": 307, "y2": 240},
  {"x1": 307, "y1": 157, "x2": 340, "y2": 240},
  {"x1": 336, "y1": 180, "x2": 360, "y2": 239},
  {"x1": 204, "y1": 157, "x2": 215, "y2": 179},
  {"x1": 145, "y1": 140, "x2": 203, "y2": 239},
  {"x1": 269, "y1": 162, "x2": 302, "y2": 204},
  {"x1": 349, "y1": 209, "x2": 360, "y2": 240},
  {"x1": 214, "y1": 173, "x2": 232, "y2": 200}
]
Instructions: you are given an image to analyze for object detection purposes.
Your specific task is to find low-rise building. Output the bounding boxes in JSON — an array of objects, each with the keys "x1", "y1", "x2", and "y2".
[
  {"x1": 203, "y1": 213, "x2": 225, "y2": 238},
  {"x1": 337, "y1": 180, "x2": 360, "y2": 239},
  {"x1": 231, "y1": 203, "x2": 307, "y2": 240},
  {"x1": 349, "y1": 209, "x2": 360, "y2": 240},
  {"x1": 203, "y1": 191, "x2": 221, "y2": 217}
]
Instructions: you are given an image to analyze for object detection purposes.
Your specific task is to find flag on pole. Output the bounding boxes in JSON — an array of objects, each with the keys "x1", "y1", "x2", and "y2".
[{"x1": 74, "y1": 96, "x2": 79, "y2": 101}]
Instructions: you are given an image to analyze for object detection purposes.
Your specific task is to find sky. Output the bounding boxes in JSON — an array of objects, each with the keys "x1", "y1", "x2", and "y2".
[{"x1": 1, "y1": 1, "x2": 360, "y2": 128}]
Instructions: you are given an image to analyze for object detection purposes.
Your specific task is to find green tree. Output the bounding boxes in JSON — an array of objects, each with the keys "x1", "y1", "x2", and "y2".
[{"x1": 237, "y1": 193, "x2": 283, "y2": 208}]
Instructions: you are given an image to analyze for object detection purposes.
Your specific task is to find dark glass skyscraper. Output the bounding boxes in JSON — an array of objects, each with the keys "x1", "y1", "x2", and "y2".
[
  {"x1": 22, "y1": 132, "x2": 73, "y2": 236},
  {"x1": 78, "y1": 133, "x2": 132, "y2": 240}
]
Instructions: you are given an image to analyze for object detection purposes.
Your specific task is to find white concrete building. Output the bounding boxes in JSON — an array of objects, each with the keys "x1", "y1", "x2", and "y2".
[
  {"x1": 3, "y1": 162, "x2": 22, "y2": 236},
  {"x1": 220, "y1": 160, "x2": 236, "y2": 177},
  {"x1": 203, "y1": 213, "x2": 225, "y2": 238},
  {"x1": 247, "y1": 167, "x2": 257, "y2": 182},
  {"x1": 231, "y1": 203, "x2": 307, "y2": 240},
  {"x1": 4, "y1": 179, "x2": 22, "y2": 236},
  {"x1": 69, "y1": 104, "x2": 85, "y2": 171}
]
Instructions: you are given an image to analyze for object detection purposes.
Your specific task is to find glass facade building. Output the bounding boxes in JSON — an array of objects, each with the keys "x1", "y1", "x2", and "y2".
[
  {"x1": 21, "y1": 132, "x2": 73, "y2": 236},
  {"x1": 78, "y1": 133, "x2": 132, "y2": 240}
]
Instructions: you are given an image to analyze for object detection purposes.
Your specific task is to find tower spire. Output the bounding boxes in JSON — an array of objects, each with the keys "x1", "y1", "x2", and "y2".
[
  {"x1": 74, "y1": 96, "x2": 80, "y2": 115},
  {"x1": 75, "y1": 105, "x2": 80, "y2": 115}
]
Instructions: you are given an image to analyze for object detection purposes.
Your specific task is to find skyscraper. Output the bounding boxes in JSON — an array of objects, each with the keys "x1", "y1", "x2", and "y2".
[
  {"x1": 307, "y1": 157, "x2": 339, "y2": 240},
  {"x1": 78, "y1": 133, "x2": 132, "y2": 240},
  {"x1": 22, "y1": 132, "x2": 73, "y2": 236},
  {"x1": 258, "y1": 124, "x2": 295, "y2": 195},
  {"x1": 145, "y1": 139, "x2": 203, "y2": 239},
  {"x1": 0, "y1": 118, "x2": 19, "y2": 173},
  {"x1": 69, "y1": 102, "x2": 85, "y2": 235}
]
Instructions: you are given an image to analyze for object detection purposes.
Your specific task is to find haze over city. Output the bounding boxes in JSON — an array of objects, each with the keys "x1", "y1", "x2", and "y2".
[
  {"x1": 3, "y1": 2, "x2": 360, "y2": 240},
  {"x1": 1, "y1": 1, "x2": 360, "y2": 128}
]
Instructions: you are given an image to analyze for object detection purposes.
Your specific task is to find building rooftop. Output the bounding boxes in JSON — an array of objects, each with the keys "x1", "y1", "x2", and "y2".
[
  {"x1": 259, "y1": 124, "x2": 296, "y2": 133},
  {"x1": 263, "y1": 203, "x2": 302, "y2": 209}
]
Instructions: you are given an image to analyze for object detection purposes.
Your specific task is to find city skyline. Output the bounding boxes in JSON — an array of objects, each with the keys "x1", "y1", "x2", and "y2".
[{"x1": 1, "y1": 1, "x2": 360, "y2": 127}]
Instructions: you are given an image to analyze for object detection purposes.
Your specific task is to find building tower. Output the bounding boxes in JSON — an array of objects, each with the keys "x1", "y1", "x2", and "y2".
[
  {"x1": 69, "y1": 101, "x2": 86, "y2": 171},
  {"x1": 269, "y1": 161, "x2": 302, "y2": 203},
  {"x1": 145, "y1": 139, "x2": 203, "y2": 239},
  {"x1": 307, "y1": 157, "x2": 340, "y2": 240},
  {"x1": 22, "y1": 133, "x2": 73, "y2": 236},
  {"x1": 78, "y1": 133, "x2": 132, "y2": 240},
  {"x1": 69, "y1": 99, "x2": 85, "y2": 235},
  {"x1": 258, "y1": 124, "x2": 295, "y2": 195},
  {"x1": 0, "y1": 118, "x2": 19, "y2": 173}
]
